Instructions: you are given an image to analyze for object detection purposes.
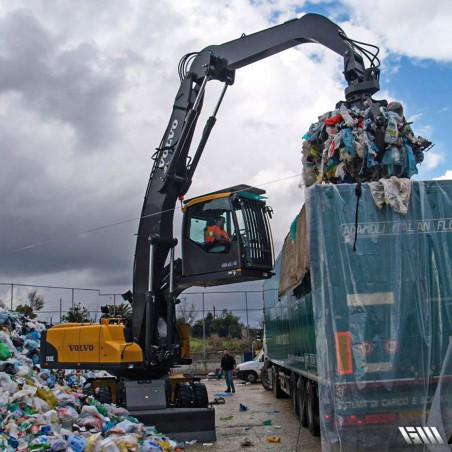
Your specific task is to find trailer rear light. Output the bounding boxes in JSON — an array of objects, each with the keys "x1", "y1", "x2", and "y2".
[
  {"x1": 335, "y1": 332, "x2": 353, "y2": 375},
  {"x1": 364, "y1": 413, "x2": 396, "y2": 424},
  {"x1": 339, "y1": 412, "x2": 396, "y2": 427},
  {"x1": 342, "y1": 415, "x2": 363, "y2": 426}
]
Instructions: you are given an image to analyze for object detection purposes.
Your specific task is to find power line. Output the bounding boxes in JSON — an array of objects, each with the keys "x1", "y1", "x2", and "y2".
[{"x1": 8, "y1": 172, "x2": 302, "y2": 254}]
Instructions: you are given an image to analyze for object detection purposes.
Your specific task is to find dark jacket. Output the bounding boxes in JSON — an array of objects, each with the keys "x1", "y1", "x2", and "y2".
[{"x1": 221, "y1": 354, "x2": 236, "y2": 371}]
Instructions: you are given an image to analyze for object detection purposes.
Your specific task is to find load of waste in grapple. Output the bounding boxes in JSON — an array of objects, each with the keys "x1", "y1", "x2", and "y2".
[
  {"x1": 301, "y1": 100, "x2": 432, "y2": 187},
  {"x1": 0, "y1": 307, "x2": 183, "y2": 451}
]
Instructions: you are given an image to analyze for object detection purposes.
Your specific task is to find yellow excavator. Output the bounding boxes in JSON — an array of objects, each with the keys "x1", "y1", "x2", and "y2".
[{"x1": 40, "y1": 12, "x2": 381, "y2": 441}]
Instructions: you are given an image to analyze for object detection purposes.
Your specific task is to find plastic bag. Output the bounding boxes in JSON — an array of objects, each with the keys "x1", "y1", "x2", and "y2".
[
  {"x1": 0, "y1": 372, "x2": 18, "y2": 393},
  {"x1": 57, "y1": 406, "x2": 79, "y2": 421},
  {"x1": 67, "y1": 435, "x2": 86, "y2": 452},
  {"x1": 0, "y1": 342, "x2": 12, "y2": 360},
  {"x1": 27, "y1": 331, "x2": 40, "y2": 341},
  {"x1": 11, "y1": 387, "x2": 36, "y2": 401},
  {"x1": 80, "y1": 404, "x2": 104, "y2": 419},
  {"x1": 107, "y1": 419, "x2": 140, "y2": 434},
  {"x1": 84, "y1": 433, "x2": 102, "y2": 452},
  {"x1": 141, "y1": 440, "x2": 164, "y2": 452},
  {"x1": 43, "y1": 409, "x2": 59, "y2": 425},
  {"x1": 50, "y1": 439, "x2": 68, "y2": 451},
  {"x1": 54, "y1": 390, "x2": 77, "y2": 406},
  {"x1": 0, "y1": 331, "x2": 16, "y2": 353},
  {"x1": 0, "y1": 312, "x2": 11, "y2": 327},
  {"x1": 0, "y1": 361, "x2": 18, "y2": 374},
  {"x1": 23, "y1": 338, "x2": 39, "y2": 352},
  {"x1": 99, "y1": 437, "x2": 121, "y2": 451},
  {"x1": 76, "y1": 415, "x2": 103, "y2": 432},
  {"x1": 32, "y1": 395, "x2": 51, "y2": 414},
  {"x1": 118, "y1": 434, "x2": 139, "y2": 448},
  {"x1": 36, "y1": 387, "x2": 58, "y2": 409},
  {"x1": 16, "y1": 364, "x2": 31, "y2": 377},
  {"x1": 111, "y1": 406, "x2": 129, "y2": 417}
]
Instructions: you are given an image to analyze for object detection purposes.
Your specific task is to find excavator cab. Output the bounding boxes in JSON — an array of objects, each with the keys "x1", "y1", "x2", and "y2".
[{"x1": 181, "y1": 185, "x2": 274, "y2": 286}]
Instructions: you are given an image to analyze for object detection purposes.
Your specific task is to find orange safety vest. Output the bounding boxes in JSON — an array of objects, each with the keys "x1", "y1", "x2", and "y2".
[{"x1": 205, "y1": 225, "x2": 230, "y2": 243}]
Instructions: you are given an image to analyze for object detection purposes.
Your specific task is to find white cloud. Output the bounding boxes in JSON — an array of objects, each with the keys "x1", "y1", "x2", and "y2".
[
  {"x1": 342, "y1": 0, "x2": 452, "y2": 61},
  {"x1": 421, "y1": 151, "x2": 444, "y2": 171},
  {"x1": 435, "y1": 170, "x2": 452, "y2": 180}
]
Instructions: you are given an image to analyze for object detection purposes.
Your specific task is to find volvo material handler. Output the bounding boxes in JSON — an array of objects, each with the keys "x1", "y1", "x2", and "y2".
[{"x1": 40, "y1": 13, "x2": 382, "y2": 441}]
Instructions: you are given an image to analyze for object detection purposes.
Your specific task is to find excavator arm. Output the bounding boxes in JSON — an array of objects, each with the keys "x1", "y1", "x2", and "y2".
[{"x1": 132, "y1": 13, "x2": 381, "y2": 371}]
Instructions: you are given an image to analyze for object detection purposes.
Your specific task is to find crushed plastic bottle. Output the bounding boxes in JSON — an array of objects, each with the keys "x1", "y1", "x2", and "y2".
[{"x1": 266, "y1": 435, "x2": 281, "y2": 443}]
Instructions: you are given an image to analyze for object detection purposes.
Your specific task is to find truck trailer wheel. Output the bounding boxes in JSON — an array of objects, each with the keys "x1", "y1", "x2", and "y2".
[
  {"x1": 306, "y1": 381, "x2": 320, "y2": 436},
  {"x1": 290, "y1": 374, "x2": 299, "y2": 416},
  {"x1": 176, "y1": 383, "x2": 193, "y2": 408},
  {"x1": 272, "y1": 367, "x2": 284, "y2": 399},
  {"x1": 98, "y1": 386, "x2": 112, "y2": 404},
  {"x1": 297, "y1": 378, "x2": 308, "y2": 427},
  {"x1": 83, "y1": 383, "x2": 95, "y2": 398},
  {"x1": 192, "y1": 382, "x2": 208, "y2": 408},
  {"x1": 261, "y1": 367, "x2": 272, "y2": 391},
  {"x1": 244, "y1": 371, "x2": 258, "y2": 384}
]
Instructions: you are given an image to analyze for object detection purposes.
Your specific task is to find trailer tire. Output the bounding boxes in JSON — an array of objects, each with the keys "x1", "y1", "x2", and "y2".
[
  {"x1": 244, "y1": 371, "x2": 258, "y2": 384},
  {"x1": 306, "y1": 381, "x2": 320, "y2": 436},
  {"x1": 83, "y1": 383, "x2": 95, "y2": 398},
  {"x1": 290, "y1": 374, "x2": 299, "y2": 416},
  {"x1": 272, "y1": 367, "x2": 284, "y2": 399},
  {"x1": 297, "y1": 378, "x2": 308, "y2": 427},
  {"x1": 176, "y1": 383, "x2": 193, "y2": 408},
  {"x1": 261, "y1": 367, "x2": 272, "y2": 391},
  {"x1": 98, "y1": 386, "x2": 112, "y2": 404},
  {"x1": 192, "y1": 382, "x2": 208, "y2": 408}
]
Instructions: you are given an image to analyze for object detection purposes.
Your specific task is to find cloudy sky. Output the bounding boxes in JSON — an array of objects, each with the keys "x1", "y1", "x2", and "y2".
[{"x1": 1, "y1": 0, "x2": 451, "y2": 296}]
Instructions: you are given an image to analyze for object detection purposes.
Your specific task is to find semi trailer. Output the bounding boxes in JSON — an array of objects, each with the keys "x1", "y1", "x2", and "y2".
[{"x1": 263, "y1": 180, "x2": 452, "y2": 450}]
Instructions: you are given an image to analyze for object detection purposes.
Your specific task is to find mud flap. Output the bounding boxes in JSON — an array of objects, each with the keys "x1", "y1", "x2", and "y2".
[{"x1": 130, "y1": 407, "x2": 216, "y2": 442}]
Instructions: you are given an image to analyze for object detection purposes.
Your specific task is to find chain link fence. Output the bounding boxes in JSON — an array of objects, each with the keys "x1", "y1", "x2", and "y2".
[
  {"x1": 0, "y1": 283, "x2": 264, "y2": 330},
  {"x1": 0, "y1": 283, "x2": 122, "y2": 324}
]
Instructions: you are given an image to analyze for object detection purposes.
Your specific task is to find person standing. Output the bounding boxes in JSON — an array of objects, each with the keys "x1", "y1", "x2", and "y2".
[{"x1": 220, "y1": 348, "x2": 236, "y2": 393}]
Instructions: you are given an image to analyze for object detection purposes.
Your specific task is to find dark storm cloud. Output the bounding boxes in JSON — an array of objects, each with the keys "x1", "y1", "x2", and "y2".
[
  {"x1": 0, "y1": 127, "x2": 142, "y2": 284},
  {"x1": 0, "y1": 6, "x2": 142, "y2": 288},
  {"x1": 0, "y1": 9, "x2": 125, "y2": 149},
  {"x1": 2, "y1": 220, "x2": 137, "y2": 285}
]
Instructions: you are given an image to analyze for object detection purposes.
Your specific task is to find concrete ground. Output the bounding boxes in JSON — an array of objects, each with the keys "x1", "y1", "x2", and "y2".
[{"x1": 185, "y1": 377, "x2": 322, "y2": 452}]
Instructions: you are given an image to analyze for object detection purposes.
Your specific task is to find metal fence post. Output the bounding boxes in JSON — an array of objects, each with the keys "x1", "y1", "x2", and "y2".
[
  {"x1": 202, "y1": 293, "x2": 206, "y2": 360},
  {"x1": 71, "y1": 288, "x2": 74, "y2": 308},
  {"x1": 10, "y1": 283, "x2": 13, "y2": 310},
  {"x1": 245, "y1": 291, "x2": 250, "y2": 352}
]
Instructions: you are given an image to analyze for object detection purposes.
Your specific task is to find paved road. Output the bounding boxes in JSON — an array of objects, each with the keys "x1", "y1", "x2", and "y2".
[{"x1": 185, "y1": 378, "x2": 322, "y2": 451}]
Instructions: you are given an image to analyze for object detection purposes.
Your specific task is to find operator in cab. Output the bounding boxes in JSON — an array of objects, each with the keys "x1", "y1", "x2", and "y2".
[{"x1": 205, "y1": 216, "x2": 231, "y2": 245}]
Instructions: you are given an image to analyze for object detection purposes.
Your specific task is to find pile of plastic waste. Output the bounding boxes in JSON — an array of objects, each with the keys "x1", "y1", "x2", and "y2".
[
  {"x1": 0, "y1": 308, "x2": 183, "y2": 451},
  {"x1": 301, "y1": 100, "x2": 432, "y2": 187}
]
